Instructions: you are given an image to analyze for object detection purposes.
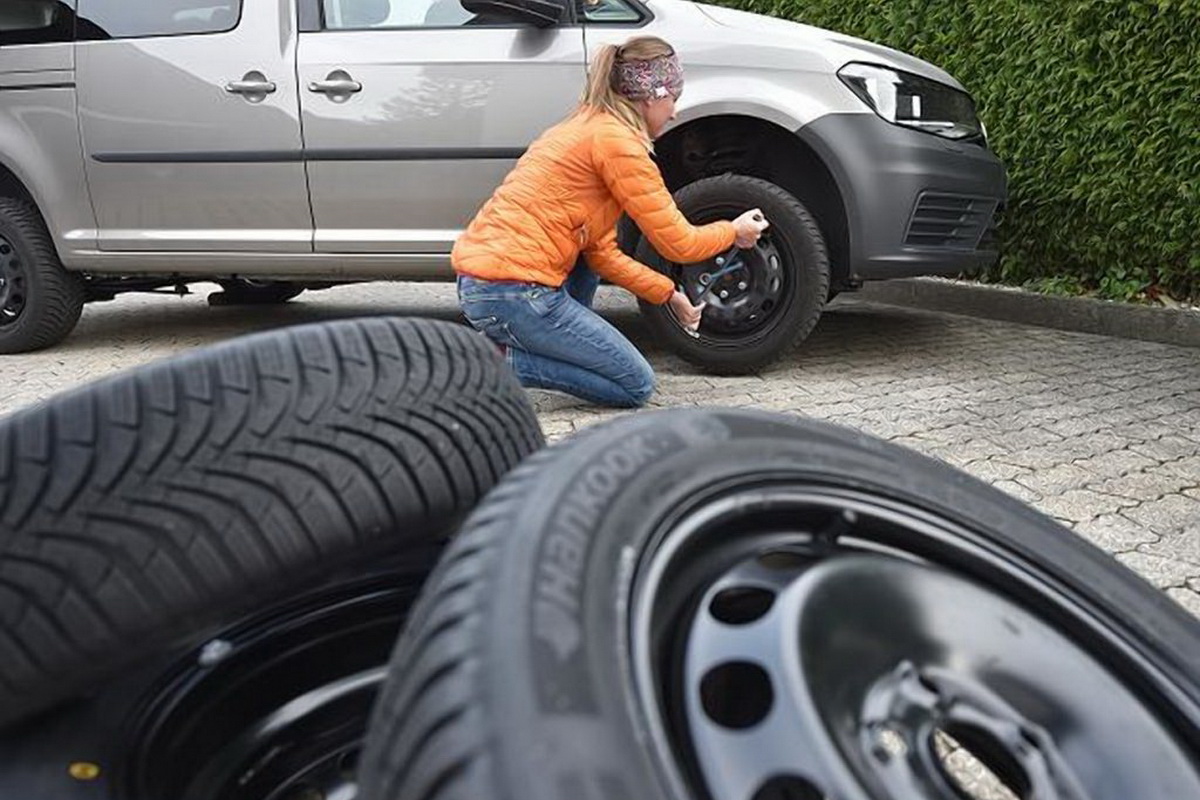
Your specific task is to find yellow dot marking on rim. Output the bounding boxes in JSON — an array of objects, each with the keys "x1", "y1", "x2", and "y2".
[{"x1": 68, "y1": 762, "x2": 101, "y2": 781}]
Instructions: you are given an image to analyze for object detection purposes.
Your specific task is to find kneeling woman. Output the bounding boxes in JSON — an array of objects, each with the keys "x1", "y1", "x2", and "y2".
[{"x1": 453, "y1": 35, "x2": 768, "y2": 408}]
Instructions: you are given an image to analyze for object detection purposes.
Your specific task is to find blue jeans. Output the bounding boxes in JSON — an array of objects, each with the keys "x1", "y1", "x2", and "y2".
[{"x1": 457, "y1": 264, "x2": 655, "y2": 408}]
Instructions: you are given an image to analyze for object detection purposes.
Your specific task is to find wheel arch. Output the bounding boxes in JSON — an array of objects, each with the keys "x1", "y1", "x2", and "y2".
[{"x1": 621, "y1": 114, "x2": 852, "y2": 289}]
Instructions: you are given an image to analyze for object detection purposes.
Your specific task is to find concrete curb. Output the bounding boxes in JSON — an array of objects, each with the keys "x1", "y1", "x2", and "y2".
[{"x1": 853, "y1": 278, "x2": 1200, "y2": 348}]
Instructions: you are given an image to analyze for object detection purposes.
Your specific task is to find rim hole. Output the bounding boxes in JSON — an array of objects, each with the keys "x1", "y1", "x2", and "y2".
[
  {"x1": 700, "y1": 661, "x2": 773, "y2": 729},
  {"x1": 751, "y1": 775, "x2": 827, "y2": 800},
  {"x1": 337, "y1": 749, "x2": 359, "y2": 779},
  {"x1": 933, "y1": 725, "x2": 1027, "y2": 800},
  {"x1": 709, "y1": 586, "x2": 775, "y2": 625},
  {"x1": 757, "y1": 549, "x2": 809, "y2": 571}
]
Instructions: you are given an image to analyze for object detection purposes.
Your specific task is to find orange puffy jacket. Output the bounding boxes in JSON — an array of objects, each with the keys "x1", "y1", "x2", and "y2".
[{"x1": 452, "y1": 109, "x2": 736, "y2": 305}]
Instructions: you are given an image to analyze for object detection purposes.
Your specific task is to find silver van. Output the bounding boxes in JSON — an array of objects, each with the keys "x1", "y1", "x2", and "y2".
[{"x1": 0, "y1": 0, "x2": 1005, "y2": 370}]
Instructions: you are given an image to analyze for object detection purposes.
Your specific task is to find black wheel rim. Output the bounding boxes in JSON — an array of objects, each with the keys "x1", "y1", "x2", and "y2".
[
  {"x1": 645, "y1": 203, "x2": 794, "y2": 344},
  {"x1": 677, "y1": 238, "x2": 786, "y2": 338},
  {"x1": 630, "y1": 484, "x2": 1200, "y2": 800},
  {"x1": 121, "y1": 574, "x2": 422, "y2": 800},
  {"x1": 0, "y1": 234, "x2": 27, "y2": 326}
]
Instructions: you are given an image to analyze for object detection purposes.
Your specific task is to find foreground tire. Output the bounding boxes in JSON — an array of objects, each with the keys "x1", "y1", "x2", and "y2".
[
  {"x1": 0, "y1": 197, "x2": 84, "y2": 354},
  {"x1": 0, "y1": 317, "x2": 543, "y2": 728},
  {"x1": 210, "y1": 279, "x2": 305, "y2": 305},
  {"x1": 359, "y1": 408, "x2": 1200, "y2": 800},
  {"x1": 636, "y1": 175, "x2": 829, "y2": 375}
]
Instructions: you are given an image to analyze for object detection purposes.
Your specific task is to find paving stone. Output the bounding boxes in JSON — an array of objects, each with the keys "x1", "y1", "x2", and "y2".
[
  {"x1": 992, "y1": 480, "x2": 1042, "y2": 505},
  {"x1": 1068, "y1": 449, "x2": 1159, "y2": 479},
  {"x1": 1158, "y1": 455, "x2": 1200, "y2": 482},
  {"x1": 1090, "y1": 469, "x2": 1195, "y2": 501},
  {"x1": 1074, "y1": 514, "x2": 1159, "y2": 552},
  {"x1": 1117, "y1": 552, "x2": 1198, "y2": 589},
  {"x1": 1130, "y1": 435, "x2": 1200, "y2": 463},
  {"x1": 1121, "y1": 494, "x2": 1200, "y2": 535},
  {"x1": 963, "y1": 459, "x2": 1033, "y2": 485},
  {"x1": 1138, "y1": 533, "x2": 1200, "y2": 571},
  {"x1": 1034, "y1": 489, "x2": 1138, "y2": 523},
  {"x1": 1014, "y1": 463, "x2": 1095, "y2": 495}
]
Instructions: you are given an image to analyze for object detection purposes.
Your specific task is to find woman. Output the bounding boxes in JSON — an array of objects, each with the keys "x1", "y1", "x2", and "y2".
[{"x1": 454, "y1": 35, "x2": 769, "y2": 408}]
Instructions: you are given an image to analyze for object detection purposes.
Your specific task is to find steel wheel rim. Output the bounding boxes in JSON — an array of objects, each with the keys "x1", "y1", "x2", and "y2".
[
  {"x1": 629, "y1": 483, "x2": 1200, "y2": 800},
  {"x1": 122, "y1": 576, "x2": 422, "y2": 800},
  {"x1": 644, "y1": 201, "x2": 795, "y2": 343},
  {"x1": 677, "y1": 237, "x2": 787, "y2": 338},
  {"x1": 0, "y1": 235, "x2": 27, "y2": 325}
]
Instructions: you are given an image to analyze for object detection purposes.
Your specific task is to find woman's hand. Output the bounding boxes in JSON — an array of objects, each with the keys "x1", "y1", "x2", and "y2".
[
  {"x1": 733, "y1": 208, "x2": 770, "y2": 248},
  {"x1": 668, "y1": 290, "x2": 706, "y2": 335}
]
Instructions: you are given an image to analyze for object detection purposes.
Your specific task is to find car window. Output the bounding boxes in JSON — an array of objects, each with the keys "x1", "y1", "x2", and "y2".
[
  {"x1": 579, "y1": 0, "x2": 643, "y2": 24},
  {"x1": 322, "y1": 0, "x2": 525, "y2": 29},
  {"x1": 0, "y1": 0, "x2": 74, "y2": 45},
  {"x1": 77, "y1": 0, "x2": 242, "y2": 39}
]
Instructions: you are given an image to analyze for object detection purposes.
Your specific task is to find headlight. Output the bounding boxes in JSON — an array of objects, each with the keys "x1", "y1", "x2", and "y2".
[{"x1": 838, "y1": 62, "x2": 983, "y2": 141}]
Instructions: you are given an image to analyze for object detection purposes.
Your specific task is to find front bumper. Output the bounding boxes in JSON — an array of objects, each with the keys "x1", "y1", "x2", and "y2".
[{"x1": 797, "y1": 113, "x2": 1008, "y2": 281}]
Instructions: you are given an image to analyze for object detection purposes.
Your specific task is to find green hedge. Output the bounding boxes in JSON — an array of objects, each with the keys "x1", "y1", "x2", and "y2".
[{"x1": 724, "y1": 0, "x2": 1200, "y2": 301}]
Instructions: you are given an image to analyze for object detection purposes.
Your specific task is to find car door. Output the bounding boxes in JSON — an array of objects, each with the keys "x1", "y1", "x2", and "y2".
[
  {"x1": 75, "y1": 0, "x2": 312, "y2": 252},
  {"x1": 296, "y1": 0, "x2": 586, "y2": 268}
]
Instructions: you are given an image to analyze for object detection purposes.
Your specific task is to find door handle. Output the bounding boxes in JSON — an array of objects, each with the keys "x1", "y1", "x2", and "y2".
[
  {"x1": 224, "y1": 71, "x2": 276, "y2": 102},
  {"x1": 308, "y1": 70, "x2": 362, "y2": 98},
  {"x1": 225, "y1": 79, "x2": 277, "y2": 94},
  {"x1": 304, "y1": 79, "x2": 360, "y2": 94}
]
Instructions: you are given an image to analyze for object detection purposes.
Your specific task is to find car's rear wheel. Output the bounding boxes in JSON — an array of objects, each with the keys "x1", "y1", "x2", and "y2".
[
  {"x1": 636, "y1": 175, "x2": 829, "y2": 375},
  {"x1": 0, "y1": 197, "x2": 84, "y2": 354}
]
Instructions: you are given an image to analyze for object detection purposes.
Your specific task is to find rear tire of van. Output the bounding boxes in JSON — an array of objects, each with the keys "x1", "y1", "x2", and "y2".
[
  {"x1": 635, "y1": 175, "x2": 830, "y2": 375},
  {"x1": 0, "y1": 198, "x2": 85, "y2": 355}
]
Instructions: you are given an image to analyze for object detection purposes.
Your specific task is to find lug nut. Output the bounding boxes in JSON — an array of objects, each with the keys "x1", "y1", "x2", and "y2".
[
  {"x1": 737, "y1": 281, "x2": 748, "y2": 291},
  {"x1": 719, "y1": 290, "x2": 730, "y2": 299}
]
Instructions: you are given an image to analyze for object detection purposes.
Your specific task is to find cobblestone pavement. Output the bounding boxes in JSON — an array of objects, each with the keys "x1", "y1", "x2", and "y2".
[{"x1": 3, "y1": 281, "x2": 1199, "y2": 616}]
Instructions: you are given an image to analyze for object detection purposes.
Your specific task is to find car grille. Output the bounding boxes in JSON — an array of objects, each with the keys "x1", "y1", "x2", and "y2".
[{"x1": 904, "y1": 193, "x2": 1000, "y2": 250}]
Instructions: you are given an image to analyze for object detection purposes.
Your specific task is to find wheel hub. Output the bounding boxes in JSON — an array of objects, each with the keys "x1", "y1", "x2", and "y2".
[
  {"x1": 678, "y1": 238, "x2": 785, "y2": 335},
  {"x1": 0, "y1": 235, "x2": 26, "y2": 325}
]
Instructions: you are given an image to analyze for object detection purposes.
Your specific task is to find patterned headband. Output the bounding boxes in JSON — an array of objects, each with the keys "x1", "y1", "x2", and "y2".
[{"x1": 615, "y1": 52, "x2": 684, "y2": 101}]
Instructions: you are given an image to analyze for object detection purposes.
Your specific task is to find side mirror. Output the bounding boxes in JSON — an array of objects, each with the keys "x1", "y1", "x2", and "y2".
[{"x1": 460, "y1": 0, "x2": 567, "y2": 28}]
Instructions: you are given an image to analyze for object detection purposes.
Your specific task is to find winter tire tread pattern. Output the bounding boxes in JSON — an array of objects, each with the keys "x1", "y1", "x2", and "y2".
[{"x1": 0, "y1": 317, "x2": 543, "y2": 728}]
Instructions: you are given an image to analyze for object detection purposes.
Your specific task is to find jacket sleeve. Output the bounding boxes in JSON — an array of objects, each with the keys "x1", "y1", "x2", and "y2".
[
  {"x1": 593, "y1": 126, "x2": 737, "y2": 264},
  {"x1": 583, "y1": 228, "x2": 675, "y2": 305}
]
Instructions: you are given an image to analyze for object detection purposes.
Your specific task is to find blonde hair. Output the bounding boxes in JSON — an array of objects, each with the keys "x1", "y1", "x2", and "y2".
[{"x1": 578, "y1": 36, "x2": 676, "y2": 147}]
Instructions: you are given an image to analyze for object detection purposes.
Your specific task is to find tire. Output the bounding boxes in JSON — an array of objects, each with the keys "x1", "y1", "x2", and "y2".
[
  {"x1": 636, "y1": 175, "x2": 829, "y2": 375},
  {"x1": 358, "y1": 408, "x2": 1200, "y2": 800},
  {"x1": 211, "y1": 279, "x2": 305, "y2": 305},
  {"x1": 0, "y1": 197, "x2": 85, "y2": 354},
  {"x1": 0, "y1": 317, "x2": 543, "y2": 729}
]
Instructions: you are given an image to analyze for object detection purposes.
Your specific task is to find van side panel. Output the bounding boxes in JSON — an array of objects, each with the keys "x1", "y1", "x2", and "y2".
[{"x1": 0, "y1": 23, "x2": 99, "y2": 263}]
